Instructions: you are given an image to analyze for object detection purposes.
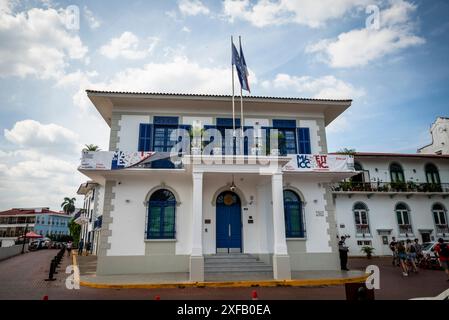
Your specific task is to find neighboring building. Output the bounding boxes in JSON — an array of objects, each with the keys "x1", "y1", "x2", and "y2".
[
  {"x1": 333, "y1": 152, "x2": 449, "y2": 256},
  {"x1": 76, "y1": 181, "x2": 104, "y2": 255},
  {"x1": 78, "y1": 90, "x2": 355, "y2": 281},
  {"x1": 0, "y1": 207, "x2": 71, "y2": 247},
  {"x1": 418, "y1": 117, "x2": 449, "y2": 155}
]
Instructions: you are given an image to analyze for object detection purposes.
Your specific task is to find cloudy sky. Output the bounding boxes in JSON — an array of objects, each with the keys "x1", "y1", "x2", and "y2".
[{"x1": 0, "y1": 0, "x2": 448, "y2": 211}]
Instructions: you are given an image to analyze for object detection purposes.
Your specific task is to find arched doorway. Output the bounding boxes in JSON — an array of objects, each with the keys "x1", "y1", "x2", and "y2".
[{"x1": 216, "y1": 191, "x2": 242, "y2": 253}]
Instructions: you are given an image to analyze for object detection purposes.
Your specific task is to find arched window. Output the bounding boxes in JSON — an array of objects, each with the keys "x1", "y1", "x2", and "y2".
[
  {"x1": 395, "y1": 203, "x2": 412, "y2": 235},
  {"x1": 390, "y1": 163, "x2": 405, "y2": 183},
  {"x1": 432, "y1": 203, "x2": 448, "y2": 235},
  {"x1": 425, "y1": 164, "x2": 440, "y2": 184},
  {"x1": 147, "y1": 189, "x2": 176, "y2": 239},
  {"x1": 353, "y1": 202, "x2": 370, "y2": 235},
  {"x1": 283, "y1": 190, "x2": 305, "y2": 238}
]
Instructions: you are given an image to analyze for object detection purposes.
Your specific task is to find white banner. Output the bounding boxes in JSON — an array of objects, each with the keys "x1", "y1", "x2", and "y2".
[
  {"x1": 283, "y1": 154, "x2": 354, "y2": 172},
  {"x1": 80, "y1": 151, "x2": 156, "y2": 170}
]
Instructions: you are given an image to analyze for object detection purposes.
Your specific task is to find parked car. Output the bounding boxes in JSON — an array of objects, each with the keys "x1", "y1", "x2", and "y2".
[{"x1": 421, "y1": 241, "x2": 449, "y2": 258}]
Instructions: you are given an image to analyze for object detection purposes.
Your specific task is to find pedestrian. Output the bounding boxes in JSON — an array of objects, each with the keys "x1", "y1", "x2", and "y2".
[
  {"x1": 78, "y1": 239, "x2": 84, "y2": 256},
  {"x1": 434, "y1": 238, "x2": 449, "y2": 282},
  {"x1": 406, "y1": 239, "x2": 418, "y2": 273},
  {"x1": 414, "y1": 238, "x2": 422, "y2": 263},
  {"x1": 389, "y1": 237, "x2": 398, "y2": 266},
  {"x1": 338, "y1": 236, "x2": 349, "y2": 271},
  {"x1": 397, "y1": 241, "x2": 409, "y2": 276},
  {"x1": 66, "y1": 241, "x2": 72, "y2": 257},
  {"x1": 86, "y1": 241, "x2": 91, "y2": 256}
]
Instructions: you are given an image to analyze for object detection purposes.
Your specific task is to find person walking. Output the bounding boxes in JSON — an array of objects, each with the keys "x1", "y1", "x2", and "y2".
[
  {"x1": 397, "y1": 241, "x2": 409, "y2": 276},
  {"x1": 434, "y1": 238, "x2": 449, "y2": 282},
  {"x1": 338, "y1": 236, "x2": 349, "y2": 271},
  {"x1": 414, "y1": 238, "x2": 423, "y2": 263},
  {"x1": 78, "y1": 239, "x2": 84, "y2": 256},
  {"x1": 389, "y1": 237, "x2": 399, "y2": 266},
  {"x1": 406, "y1": 239, "x2": 418, "y2": 273},
  {"x1": 85, "y1": 241, "x2": 91, "y2": 256},
  {"x1": 66, "y1": 241, "x2": 72, "y2": 257}
]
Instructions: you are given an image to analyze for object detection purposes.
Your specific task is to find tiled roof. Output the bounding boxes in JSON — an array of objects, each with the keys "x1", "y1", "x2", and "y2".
[
  {"x1": 0, "y1": 208, "x2": 68, "y2": 216},
  {"x1": 86, "y1": 90, "x2": 352, "y2": 103}
]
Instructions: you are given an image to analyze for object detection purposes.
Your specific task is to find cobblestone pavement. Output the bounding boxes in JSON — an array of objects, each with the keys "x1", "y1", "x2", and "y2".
[{"x1": 0, "y1": 251, "x2": 447, "y2": 300}]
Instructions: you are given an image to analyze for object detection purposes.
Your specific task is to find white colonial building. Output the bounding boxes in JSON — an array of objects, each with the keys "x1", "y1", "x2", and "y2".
[
  {"x1": 333, "y1": 152, "x2": 449, "y2": 256},
  {"x1": 78, "y1": 90, "x2": 355, "y2": 281},
  {"x1": 418, "y1": 117, "x2": 449, "y2": 155}
]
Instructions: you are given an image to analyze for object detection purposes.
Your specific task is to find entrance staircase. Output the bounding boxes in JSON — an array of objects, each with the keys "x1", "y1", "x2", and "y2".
[{"x1": 204, "y1": 253, "x2": 273, "y2": 281}]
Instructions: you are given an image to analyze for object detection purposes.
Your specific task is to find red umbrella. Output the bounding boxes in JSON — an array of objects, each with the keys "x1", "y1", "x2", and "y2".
[{"x1": 21, "y1": 231, "x2": 43, "y2": 239}]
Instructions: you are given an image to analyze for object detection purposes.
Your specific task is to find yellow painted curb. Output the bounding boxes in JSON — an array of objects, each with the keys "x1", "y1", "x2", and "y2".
[{"x1": 73, "y1": 251, "x2": 368, "y2": 289}]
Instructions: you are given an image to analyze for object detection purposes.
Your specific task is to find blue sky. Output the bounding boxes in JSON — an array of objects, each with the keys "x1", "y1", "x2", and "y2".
[{"x1": 0, "y1": 0, "x2": 448, "y2": 210}]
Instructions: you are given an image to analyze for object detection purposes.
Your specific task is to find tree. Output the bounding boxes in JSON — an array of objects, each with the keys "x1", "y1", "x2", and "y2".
[
  {"x1": 68, "y1": 218, "x2": 81, "y2": 245},
  {"x1": 83, "y1": 144, "x2": 100, "y2": 152},
  {"x1": 337, "y1": 148, "x2": 356, "y2": 155},
  {"x1": 61, "y1": 197, "x2": 76, "y2": 214}
]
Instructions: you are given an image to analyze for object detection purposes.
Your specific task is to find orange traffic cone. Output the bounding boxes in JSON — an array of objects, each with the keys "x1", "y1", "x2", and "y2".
[
  {"x1": 154, "y1": 295, "x2": 161, "y2": 300},
  {"x1": 42, "y1": 295, "x2": 49, "y2": 300}
]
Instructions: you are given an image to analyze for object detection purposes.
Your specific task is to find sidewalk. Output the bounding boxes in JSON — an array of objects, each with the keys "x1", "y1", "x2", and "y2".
[{"x1": 74, "y1": 253, "x2": 367, "y2": 289}]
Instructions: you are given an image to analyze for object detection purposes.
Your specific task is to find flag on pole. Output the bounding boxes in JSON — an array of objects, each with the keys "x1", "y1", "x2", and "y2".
[
  {"x1": 239, "y1": 40, "x2": 250, "y2": 93},
  {"x1": 231, "y1": 41, "x2": 250, "y2": 93}
]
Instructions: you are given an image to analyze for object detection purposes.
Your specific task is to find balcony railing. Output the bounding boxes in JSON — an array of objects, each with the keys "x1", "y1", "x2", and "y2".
[
  {"x1": 331, "y1": 182, "x2": 449, "y2": 193},
  {"x1": 355, "y1": 224, "x2": 371, "y2": 236},
  {"x1": 436, "y1": 224, "x2": 449, "y2": 235},
  {"x1": 399, "y1": 224, "x2": 413, "y2": 235}
]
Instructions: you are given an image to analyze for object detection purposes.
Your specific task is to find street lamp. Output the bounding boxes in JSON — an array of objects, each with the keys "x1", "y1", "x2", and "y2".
[{"x1": 21, "y1": 223, "x2": 28, "y2": 254}]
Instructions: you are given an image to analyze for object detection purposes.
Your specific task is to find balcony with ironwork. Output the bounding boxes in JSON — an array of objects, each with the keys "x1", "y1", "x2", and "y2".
[
  {"x1": 355, "y1": 224, "x2": 371, "y2": 237},
  {"x1": 331, "y1": 181, "x2": 449, "y2": 197},
  {"x1": 436, "y1": 224, "x2": 449, "y2": 236},
  {"x1": 398, "y1": 224, "x2": 413, "y2": 236}
]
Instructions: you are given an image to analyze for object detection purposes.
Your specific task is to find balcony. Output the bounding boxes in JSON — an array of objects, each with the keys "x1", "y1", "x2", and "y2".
[
  {"x1": 436, "y1": 224, "x2": 449, "y2": 235},
  {"x1": 398, "y1": 224, "x2": 413, "y2": 236},
  {"x1": 331, "y1": 181, "x2": 449, "y2": 197},
  {"x1": 355, "y1": 224, "x2": 371, "y2": 236}
]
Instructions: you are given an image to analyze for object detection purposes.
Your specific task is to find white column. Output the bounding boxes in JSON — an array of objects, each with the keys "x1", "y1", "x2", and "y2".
[
  {"x1": 272, "y1": 173, "x2": 288, "y2": 254},
  {"x1": 191, "y1": 172, "x2": 203, "y2": 256},
  {"x1": 271, "y1": 172, "x2": 291, "y2": 279},
  {"x1": 190, "y1": 171, "x2": 204, "y2": 281}
]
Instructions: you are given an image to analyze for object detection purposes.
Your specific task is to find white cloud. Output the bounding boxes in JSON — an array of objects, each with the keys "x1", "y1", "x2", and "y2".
[
  {"x1": 262, "y1": 73, "x2": 364, "y2": 99},
  {"x1": 0, "y1": 6, "x2": 88, "y2": 79},
  {"x1": 84, "y1": 6, "x2": 101, "y2": 29},
  {"x1": 305, "y1": 0, "x2": 425, "y2": 68},
  {"x1": 4, "y1": 119, "x2": 81, "y2": 154},
  {"x1": 182, "y1": 26, "x2": 191, "y2": 32},
  {"x1": 99, "y1": 32, "x2": 159, "y2": 60},
  {"x1": 178, "y1": 0, "x2": 210, "y2": 16},
  {"x1": 222, "y1": 0, "x2": 369, "y2": 28},
  {"x1": 0, "y1": 119, "x2": 86, "y2": 210}
]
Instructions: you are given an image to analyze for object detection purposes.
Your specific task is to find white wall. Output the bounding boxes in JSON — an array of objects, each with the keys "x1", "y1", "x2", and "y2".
[
  {"x1": 107, "y1": 173, "x2": 192, "y2": 256},
  {"x1": 335, "y1": 195, "x2": 449, "y2": 256},
  {"x1": 117, "y1": 115, "x2": 151, "y2": 152}
]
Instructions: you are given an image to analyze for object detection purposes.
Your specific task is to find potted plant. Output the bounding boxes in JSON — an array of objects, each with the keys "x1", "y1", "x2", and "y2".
[
  {"x1": 361, "y1": 246, "x2": 375, "y2": 259},
  {"x1": 270, "y1": 132, "x2": 284, "y2": 156},
  {"x1": 189, "y1": 127, "x2": 204, "y2": 155}
]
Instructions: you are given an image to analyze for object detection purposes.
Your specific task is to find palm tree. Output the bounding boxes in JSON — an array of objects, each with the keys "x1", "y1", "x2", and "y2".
[
  {"x1": 337, "y1": 148, "x2": 356, "y2": 155},
  {"x1": 83, "y1": 144, "x2": 100, "y2": 152},
  {"x1": 61, "y1": 197, "x2": 76, "y2": 214}
]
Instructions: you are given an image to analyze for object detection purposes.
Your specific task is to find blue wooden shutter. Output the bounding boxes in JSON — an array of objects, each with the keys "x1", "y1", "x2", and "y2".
[
  {"x1": 297, "y1": 128, "x2": 311, "y2": 154},
  {"x1": 138, "y1": 124, "x2": 153, "y2": 152}
]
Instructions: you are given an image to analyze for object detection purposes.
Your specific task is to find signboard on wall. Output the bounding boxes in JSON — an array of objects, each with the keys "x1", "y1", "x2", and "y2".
[{"x1": 283, "y1": 154, "x2": 354, "y2": 172}]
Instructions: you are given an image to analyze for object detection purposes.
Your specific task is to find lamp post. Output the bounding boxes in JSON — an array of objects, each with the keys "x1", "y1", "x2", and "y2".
[{"x1": 21, "y1": 223, "x2": 28, "y2": 254}]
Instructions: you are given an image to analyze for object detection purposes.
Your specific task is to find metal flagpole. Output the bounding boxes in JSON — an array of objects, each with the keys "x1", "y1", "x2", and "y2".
[
  {"x1": 239, "y1": 36, "x2": 244, "y2": 152},
  {"x1": 231, "y1": 36, "x2": 236, "y2": 136}
]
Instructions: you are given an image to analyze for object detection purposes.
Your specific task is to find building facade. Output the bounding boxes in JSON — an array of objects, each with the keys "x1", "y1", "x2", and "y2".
[
  {"x1": 0, "y1": 208, "x2": 71, "y2": 247},
  {"x1": 334, "y1": 153, "x2": 449, "y2": 256},
  {"x1": 76, "y1": 181, "x2": 104, "y2": 255},
  {"x1": 78, "y1": 90, "x2": 355, "y2": 281},
  {"x1": 418, "y1": 117, "x2": 449, "y2": 155}
]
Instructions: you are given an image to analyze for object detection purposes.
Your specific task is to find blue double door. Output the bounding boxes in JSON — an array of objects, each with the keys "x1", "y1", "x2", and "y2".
[{"x1": 216, "y1": 192, "x2": 242, "y2": 253}]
